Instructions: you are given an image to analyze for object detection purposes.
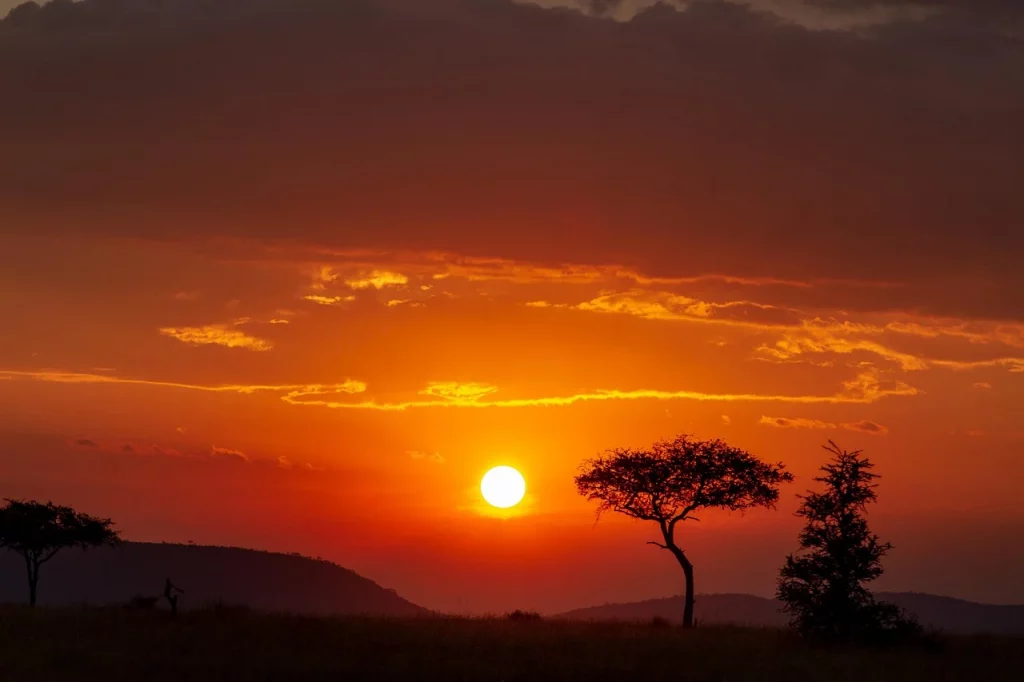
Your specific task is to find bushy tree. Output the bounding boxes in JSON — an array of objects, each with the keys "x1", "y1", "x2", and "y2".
[
  {"x1": 0, "y1": 499, "x2": 120, "y2": 606},
  {"x1": 777, "y1": 442, "x2": 918, "y2": 641},
  {"x1": 576, "y1": 435, "x2": 793, "y2": 628}
]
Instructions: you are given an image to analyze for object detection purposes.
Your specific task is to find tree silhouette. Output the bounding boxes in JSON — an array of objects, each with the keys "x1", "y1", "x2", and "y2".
[
  {"x1": 777, "y1": 442, "x2": 918, "y2": 641},
  {"x1": 576, "y1": 435, "x2": 793, "y2": 628},
  {"x1": 0, "y1": 499, "x2": 120, "y2": 606}
]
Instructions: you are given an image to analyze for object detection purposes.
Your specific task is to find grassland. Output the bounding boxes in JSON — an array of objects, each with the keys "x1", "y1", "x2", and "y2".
[{"x1": 0, "y1": 606, "x2": 1021, "y2": 681}]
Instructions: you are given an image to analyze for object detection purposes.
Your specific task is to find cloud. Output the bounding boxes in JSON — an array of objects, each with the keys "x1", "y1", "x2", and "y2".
[
  {"x1": 303, "y1": 294, "x2": 355, "y2": 306},
  {"x1": 159, "y1": 325, "x2": 273, "y2": 351},
  {"x1": 345, "y1": 271, "x2": 408, "y2": 290},
  {"x1": 0, "y1": 369, "x2": 368, "y2": 398},
  {"x1": 843, "y1": 420, "x2": 889, "y2": 435},
  {"x1": 575, "y1": 290, "x2": 798, "y2": 329},
  {"x1": 973, "y1": 382, "x2": 993, "y2": 390},
  {"x1": 721, "y1": 414, "x2": 732, "y2": 424},
  {"x1": 2, "y1": 0, "x2": 1020, "y2": 318},
  {"x1": 759, "y1": 415, "x2": 889, "y2": 435},
  {"x1": 757, "y1": 321, "x2": 1024, "y2": 374},
  {"x1": 555, "y1": 288, "x2": 1024, "y2": 374},
  {"x1": 309, "y1": 266, "x2": 339, "y2": 291},
  {"x1": 72, "y1": 438, "x2": 99, "y2": 448},
  {"x1": 760, "y1": 416, "x2": 836, "y2": 430},
  {"x1": 756, "y1": 323, "x2": 930, "y2": 371},
  {"x1": 211, "y1": 446, "x2": 249, "y2": 463},
  {"x1": 2, "y1": 366, "x2": 917, "y2": 412},
  {"x1": 409, "y1": 450, "x2": 446, "y2": 464},
  {"x1": 419, "y1": 382, "x2": 500, "y2": 402},
  {"x1": 282, "y1": 370, "x2": 918, "y2": 411},
  {"x1": 930, "y1": 357, "x2": 1024, "y2": 373}
]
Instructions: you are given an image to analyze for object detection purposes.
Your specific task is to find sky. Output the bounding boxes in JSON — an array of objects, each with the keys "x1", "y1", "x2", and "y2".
[{"x1": 0, "y1": 0, "x2": 1022, "y2": 614}]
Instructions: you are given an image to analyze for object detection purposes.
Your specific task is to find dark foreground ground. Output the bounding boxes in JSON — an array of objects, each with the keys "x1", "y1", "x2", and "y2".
[{"x1": 0, "y1": 606, "x2": 1021, "y2": 682}]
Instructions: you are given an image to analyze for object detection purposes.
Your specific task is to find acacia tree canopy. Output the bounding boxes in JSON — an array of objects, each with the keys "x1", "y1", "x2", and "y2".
[{"x1": 577, "y1": 436, "x2": 793, "y2": 533}]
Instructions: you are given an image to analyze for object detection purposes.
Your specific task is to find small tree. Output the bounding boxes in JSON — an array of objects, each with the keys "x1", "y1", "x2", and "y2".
[
  {"x1": 0, "y1": 499, "x2": 120, "y2": 606},
  {"x1": 576, "y1": 435, "x2": 793, "y2": 628},
  {"x1": 777, "y1": 442, "x2": 918, "y2": 641}
]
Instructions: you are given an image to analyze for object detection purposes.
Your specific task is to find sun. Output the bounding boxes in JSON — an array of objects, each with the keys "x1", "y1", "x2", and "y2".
[{"x1": 481, "y1": 466, "x2": 526, "y2": 509}]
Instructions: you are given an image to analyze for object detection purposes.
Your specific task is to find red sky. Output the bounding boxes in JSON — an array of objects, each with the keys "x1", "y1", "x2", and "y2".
[{"x1": 1, "y1": 0, "x2": 1022, "y2": 614}]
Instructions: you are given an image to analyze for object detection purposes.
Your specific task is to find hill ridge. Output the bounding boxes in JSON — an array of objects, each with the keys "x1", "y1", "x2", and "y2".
[{"x1": 556, "y1": 592, "x2": 1024, "y2": 635}]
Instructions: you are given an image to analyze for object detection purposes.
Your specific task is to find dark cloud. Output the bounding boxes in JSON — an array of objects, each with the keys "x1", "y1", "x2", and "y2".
[
  {"x1": 843, "y1": 419, "x2": 889, "y2": 434},
  {"x1": 72, "y1": 438, "x2": 98, "y2": 448},
  {"x1": 1, "y1": 0, "x2": 1021, "y2": 316}
]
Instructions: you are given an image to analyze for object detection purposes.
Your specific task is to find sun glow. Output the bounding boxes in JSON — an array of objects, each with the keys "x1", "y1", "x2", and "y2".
[{"x1": 480, "y1": 466, "x2": 526, "y2": 509}]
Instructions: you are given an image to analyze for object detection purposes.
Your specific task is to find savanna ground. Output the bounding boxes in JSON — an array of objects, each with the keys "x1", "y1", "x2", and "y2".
[{"x1": 0, "y1": 606, "x2": 1021, "y2": 681}]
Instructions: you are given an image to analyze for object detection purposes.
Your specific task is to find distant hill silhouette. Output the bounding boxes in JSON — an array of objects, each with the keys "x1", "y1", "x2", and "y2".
[
  {"x1": 557, "y1": 593, "x2": 1024, "y2": 635},
  {"x1": 0, "y1": 542, "x2": 427, "y2": 616}
]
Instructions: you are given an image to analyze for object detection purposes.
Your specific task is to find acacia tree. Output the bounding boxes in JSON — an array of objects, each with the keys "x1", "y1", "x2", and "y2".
[
  {"x1": 0, "y1": 499, "x2": 120, "y2": 606},
  {"x1": 576, "y1": 435, "x2": 793, "y2": 628},
  {"x1": 777, "y1": 442, "x2": 918, "y2": 640}
]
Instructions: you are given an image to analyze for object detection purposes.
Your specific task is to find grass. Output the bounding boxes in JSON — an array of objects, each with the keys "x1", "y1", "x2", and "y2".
[{"x1": 0, "y1": 606, "x2": 1021, "y2": 681}]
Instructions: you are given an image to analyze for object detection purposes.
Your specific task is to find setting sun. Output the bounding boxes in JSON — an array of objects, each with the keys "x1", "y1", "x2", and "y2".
[{"x1": 481, "y1": 466, "x2": 527, "y2": 509}]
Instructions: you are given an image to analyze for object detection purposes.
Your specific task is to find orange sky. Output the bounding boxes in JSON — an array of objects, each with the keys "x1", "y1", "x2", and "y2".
[
  {"x1": 1, "y1": 0, "x2": 1023, "y2": 613},
  {"x1": 1, "y1": 236, "x2": 1021, "y2": 612}
]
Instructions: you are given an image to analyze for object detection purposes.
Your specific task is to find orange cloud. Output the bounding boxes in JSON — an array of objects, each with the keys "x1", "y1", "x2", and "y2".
[
  {"x1": 618, "y1": 271, "x2": 895, "y2": 289},
  {"x1": 2, "y1": 367, "x2": 917, "y2": 413},
  {"x1": 172, "y1": 291, "x2": 202, "y2": 301},
  {"x1": 756, "y1": 322, "x2": 930, "y2": 371},
  {"x1": 282, "y1": 370, "x2": 917, "y2": 411},
  {"x1": 570, "y1": 290, "x2": 800, "y2": 330},
  {"x1": 345, "y1": 270, "x2": 409, "y2": 290},
  {"x1": 419, "y1": 382, "x2": 499, "y2": 402},
  {"x1": 303, "y1": 294, "x2": 355, "y2": 306},
  {"x1": 159, "y1": 325, "x2": 273, "y2": 351},
  {"x1": 409, "y1": 450, "x2": 445, "y2": 464},
  {"x1": 930, "y1": 357, "x2": 1024, "y2": 372},
  {"x1": 0, "y1": 369, "x2": 366, "y2": 397},
  {"x1": 309, "y1": 266, "x2": 339, "y2": 291},
  {"x1": 885, "y1": 321, "x2": 1024, "y2": 349},
  {"x1": 386, "y1": 299, "x2": 424, "y2": 308}
]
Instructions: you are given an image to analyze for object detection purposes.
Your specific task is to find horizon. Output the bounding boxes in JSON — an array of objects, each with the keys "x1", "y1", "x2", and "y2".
[{"x1": 1, "y1": 0, "x2": 1022, "y2": 617}]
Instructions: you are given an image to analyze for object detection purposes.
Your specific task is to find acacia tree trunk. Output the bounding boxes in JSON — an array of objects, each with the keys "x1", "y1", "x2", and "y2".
[
  {"x1": 668, "y1": 544, "x2": 696, "y2": 629},
  {"x1": 24, "y1": 556, "x2": 40, "y2": 607}
]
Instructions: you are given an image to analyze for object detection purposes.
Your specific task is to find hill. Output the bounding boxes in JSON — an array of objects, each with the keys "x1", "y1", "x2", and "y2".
[
  {"x1": 557, "y1": 592, "x2": 1024, "y2": 635},
  {"x1": 0, "y1": 542, "x2": 427, "y2": 616}
]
